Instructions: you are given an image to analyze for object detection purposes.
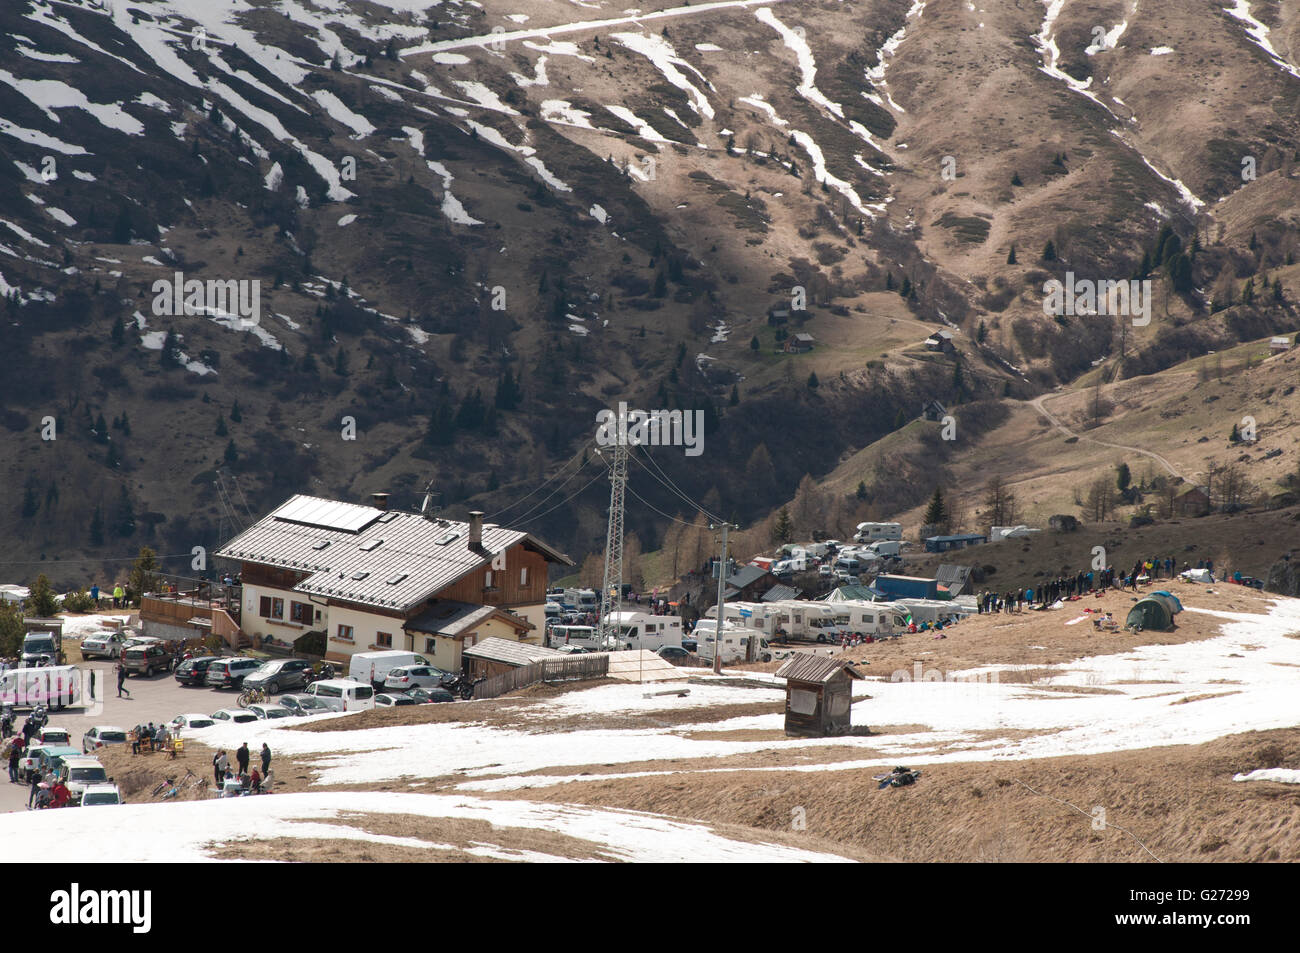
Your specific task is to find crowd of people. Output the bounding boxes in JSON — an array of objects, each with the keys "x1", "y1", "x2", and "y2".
[
  {"x1": 210, "y1": 743, "x2": 273, "y2": 795},
  {"x1": 976, "y1": 555, "x2": 1212, "y2": 614}
]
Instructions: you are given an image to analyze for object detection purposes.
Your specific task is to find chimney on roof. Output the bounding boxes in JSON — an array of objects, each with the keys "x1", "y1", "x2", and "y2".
[
  {"x1": 372, "y1": 493, "x2": 389, "y2": 511},
  {"x1": 469, "y1": 511, "x2": 484, "y2": 551}
]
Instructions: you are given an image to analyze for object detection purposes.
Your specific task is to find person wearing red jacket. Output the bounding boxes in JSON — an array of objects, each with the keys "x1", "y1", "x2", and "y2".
[{"x1": 50, "y1": 779, "x2": 70, "y2": 808}]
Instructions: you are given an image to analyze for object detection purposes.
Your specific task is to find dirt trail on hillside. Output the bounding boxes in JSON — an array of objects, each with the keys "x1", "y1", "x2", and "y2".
[{"x1": 1029, "y1": 389, "x2": 1187, "y2": 481}]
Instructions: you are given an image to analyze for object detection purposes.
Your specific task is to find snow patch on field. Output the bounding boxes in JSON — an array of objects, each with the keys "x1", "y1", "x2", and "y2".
[
  {"x1": 1149, "y1": 46, "x2": 1174, "y2": 55},
  {"x1": 605, "y1": 104, "x2": 670, "y2": 142},
  {"x1": 1223, "y1": 0, "x2": 1300, "y2": 79},
  {"x1": 755, "y1": 8, "x2": 842, "y2": 119},
  {"x1": 312, "y1": 90, "x2": 377, "y2": 137},
  {"x1": 0, "y1": 70, "x2": 145, "y2": 136},
  {"x1": 403, "y1": 125, "x2": 482, "y2": 225},
  {"x1": 541, "y1": 100, "x2": 594, "y2": 128},
  {"x1": 612, "y1": 32, "x2": 714, "y2": 120},
  {"x1": 1085, "y1": 21, "x2": 1127, "y2": 55},
  {"x1": 1234, "y1": 768, "x2": 1300, "y2": 785},
  {"x1": 0, "y1": 791, "x2": 851, "y2": 863},
  {"x1": 866, "y1": 0, "x2": 925, "y2": 112}
]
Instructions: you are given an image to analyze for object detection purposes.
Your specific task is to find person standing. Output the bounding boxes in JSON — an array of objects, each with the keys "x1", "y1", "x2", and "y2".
[
  {"x1": 116, "y1": 662, "x2": 130, "y2": 699},
  {"x1": 7, "y1": 739, "x2": 21, "y2": 783},
  {"x1": 90, "y1": 584, "x2": 100, "y2": 606},
  {"x1": 88, "y1": 668, "x2": 95, "y2": 701},
  {"x1": 236, "y1": 742, "x2": 249, "y2": 775},
  {"x1": 260, "y1": 743, "x2": 271, "y2": 776}
]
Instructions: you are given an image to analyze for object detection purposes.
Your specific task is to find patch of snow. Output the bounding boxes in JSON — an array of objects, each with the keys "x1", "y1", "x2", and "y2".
[
  {"x1": 43, "y1": 207, "x2": 76, "y2": 227},
  {"x1": 541, "y1": 100, "x2": 594, "y2": 128},
  {"x1": 312, "y1": 90, "x2": 377, "y2": 138},
  {"x1": 755, "y1": 8, "x2": 842, "y2": 119},
  {"x1": 1223, "y1": 1, "x2": 1300, "y2": 79},
  {"x1": 1085, "y1": 21, "x2": 1127, "y2": 56},
  {"x1": 590, "y1": 204, "x2": 609, "y2": 224},
  {"x1": 1149, "y1": 46, "x2": 1174, "y2": 55},
  {"x1": 432, "y1": 52, "x2": 472, "y2": 65},
  {"x1": 611, "y1": 31, "x2": 714, "y2": 120},
  {"x1": 337, "y1": 214, "x2": 357, "y2": 226},
  {"x1": 0, "y1": 69, "x2": 145, "y2": 135},
  {"x1": 604, "y1": 105, "x2": 670, "y2": 142}
]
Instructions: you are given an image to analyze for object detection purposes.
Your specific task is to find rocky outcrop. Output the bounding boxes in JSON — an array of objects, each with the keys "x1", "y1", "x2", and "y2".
[{"x1": 1265, "y1": 556, "x2": 1299, "y2": 597}]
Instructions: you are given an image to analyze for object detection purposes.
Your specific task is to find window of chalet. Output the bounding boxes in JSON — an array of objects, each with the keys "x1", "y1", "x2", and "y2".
[
  {"x1": 519, "y1": 567, "x2": 529, "y2": 587},
  {"x1": 424, "y1": 638, "x2": 436, "y2": 655},
  {"x1": 336, "y1": 625, "x2": 354, "y2": 642},
  {"x1": 259, "y1": 596, "x2": 285, "y2": 620},
  {"x1": 376, "y1": 632, "x2": 393, "y2": 648},
  {"x1": 290, "y1": 601, "x2": 312, "y2": 624}
]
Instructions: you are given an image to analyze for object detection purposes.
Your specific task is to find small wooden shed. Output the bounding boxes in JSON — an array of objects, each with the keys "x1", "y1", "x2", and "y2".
[{"x1": 774, "y1": 653, "x2": 865, "y2": 737}]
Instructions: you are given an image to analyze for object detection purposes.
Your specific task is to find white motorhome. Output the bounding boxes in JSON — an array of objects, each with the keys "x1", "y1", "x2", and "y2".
[
  {"x1": 562, "y1": 588, "x2": 599, "y2": 611},
  {"x1": 348, "y1": 651, "x2": 433, "y2": 688},
  {"x1": 605, "y1": 611, "x2": 683, "y2": 651},
  {"x1": 691, "y1": 621, "x2": 771, "y2": 663},
  {"x1": 704, "y1": 602, "x2": 778, "y2": 635},
  {"x1": 767, "y1": 601, "x2": 845, "y2": 643},
  {"x1": 545, "y1": 624, "x2": 619, "y2": 652},
  {"x1": 827, "y1": 601, "x2": 910, "y2": 637},
  {"x1": 854, "y1": 522, "x2": 902, "y2": 543},
  {"x1": 772, "y1": 555, "x2": 808, "y2": 574},
  {"x1": 892, "y1": 599, "x2": 975, "y2": 625}
]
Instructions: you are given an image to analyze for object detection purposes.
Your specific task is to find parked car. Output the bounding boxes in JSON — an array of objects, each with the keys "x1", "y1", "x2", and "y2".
[
  {"x1": 205, "y1": 657, "x2": 262, "y2": 690},
  {"x1": 303, "y1": 679, "x2": 375, "y2": 712},
  {"x1": 655, "y1": 645, "x2": 693, "y2": 663},
  {"x1": 210, "y1": 708, "x2": 259, "y2": 724},
  {"x1": 122, "y1": 642, "x2": 176, "y2": 677},
  {"x1": 18, "y1": 744, "x2": 53, "y2": 782},
  {"x1": 277, "y1": 694, "x2": 332, "y2": 717},
  {"x1": 382, "y1": 665, "x2": 454, "y2": 690},
  {"x1": 405, "y1": 686, "x2": 454, "y2": 704},
  {"x1": 174, "y1": 655, "x2": 221, "y2": 686},
  {"x1": 241, "y1": 659, "x2": 313, "y2": 694},
  {"x1": 681, "y1": 636, "x2": 698, "y2": 652},
  {"x1": 246, "y1": 704, "x2": 296, "y2": 720},
  {"x1": 81, "y1": 726, "x2": 128, "y2": 754},
  {"x1": 555, "y1": 645, "x2": 589, "y2": 654},
  {"x1": 38, "y1": 746, "x2": 81, "y2": 780},
  {"x1": 36, "y1": 727, "x2": 72, "y2": 747},
  {"x1": 374, "y1": 693, "x2": 417, "y2": 707},
  {"x1": 79, "y1": 783, "x2": 123, "y2": 806},
  {"x1": 79, "y1": 632, "x2": 127, "y2": 660},
  {"x1": 168, "y1": 714, "x2": 216, "y2": 731},
  {"x1": 61, "y1": 756, "x2": 110, "y2": 804}
]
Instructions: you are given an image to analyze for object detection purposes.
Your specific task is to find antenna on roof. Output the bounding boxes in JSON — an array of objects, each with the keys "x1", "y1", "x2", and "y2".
[{"x1": 419, "y1": 478, "x2": 446, "y2": 524}]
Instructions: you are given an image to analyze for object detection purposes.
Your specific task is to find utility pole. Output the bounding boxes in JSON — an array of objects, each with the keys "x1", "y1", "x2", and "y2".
[
  {"x1": 712, "y1": 522, "x2": 735, "y2": 675},
  {"x1": 598, "y1": 428, "x2": 629, "y2": 651}
]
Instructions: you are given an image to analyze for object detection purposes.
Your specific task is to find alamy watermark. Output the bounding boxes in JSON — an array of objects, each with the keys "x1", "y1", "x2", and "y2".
[
  {"x1": 1042, "y1": 272, "x2": 1151, "y2": 326},
  {"x1": 152, "y1": 271, "x2": 261, "y2": 329},
  {"x1": 49, "y1": 884, "x2": 151, "y2": 933},
  {"x1": 595, "y1": 402, "x2": 704, "y2": 456}
]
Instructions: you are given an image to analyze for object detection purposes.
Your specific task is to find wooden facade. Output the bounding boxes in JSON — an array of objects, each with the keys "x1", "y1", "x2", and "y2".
[{"x1": 776, "y1": 654, "x2": 864, "y2": 738}]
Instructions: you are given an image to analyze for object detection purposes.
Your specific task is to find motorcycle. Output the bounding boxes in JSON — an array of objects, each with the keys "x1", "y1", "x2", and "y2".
[{"x1": 441, "y1": 674, "x2": 484, "y2": 700}]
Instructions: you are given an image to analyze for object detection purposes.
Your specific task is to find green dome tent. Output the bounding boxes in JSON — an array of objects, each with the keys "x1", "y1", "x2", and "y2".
[{"x1": 1126, "y1": 594, "x2": 1179, "y2": 631}]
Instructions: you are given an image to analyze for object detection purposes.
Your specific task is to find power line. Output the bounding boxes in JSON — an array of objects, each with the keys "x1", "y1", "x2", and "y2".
[
  {"x1": 0, "y1": 552, "x2": 200, "y2": 567},
  {"x1": 625, "y1": 484, "x2": 700, "y2": 526},
  {"x1": 629, "y1": 447, "x2": 722, "y2": 523},
  {"x1": 513, "y1": 467, "x2": 607, "y2": 527},
  {"x1": 487, "y1": 441, "x2": 591, "y2": 522},
  {"x1": 503, "y1": 449, "x2": 596, "y2": 525}
]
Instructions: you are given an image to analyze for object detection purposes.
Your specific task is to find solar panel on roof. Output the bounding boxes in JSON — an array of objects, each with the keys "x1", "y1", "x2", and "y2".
[
  {"x1": 359, "y1": 539, "x2": 383, "y2": 552},
  {"x1": 312, "y1": 540, "x2": 331, "y2": 551},
  {"x1": 436, "y1": 531, "x2": 460, "y2": 546},
  {"x1": 273, "y1": 496, "x2": 380, "y2": 533}
]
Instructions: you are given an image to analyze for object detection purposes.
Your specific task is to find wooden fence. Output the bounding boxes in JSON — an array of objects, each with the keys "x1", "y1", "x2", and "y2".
[{"x1": 472, "y1": 654, "x2": 609, "y2": 700}]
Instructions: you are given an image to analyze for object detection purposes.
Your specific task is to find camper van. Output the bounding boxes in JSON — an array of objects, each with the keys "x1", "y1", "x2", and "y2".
[
  {"x1": 766, "y1": 601, "x2": 845, "y2": 643},
  {"x1": 605, "y1": 611, "x2": 684, "y2": 652},
  {"x1": 561, "y1": 588, "x2": 599, "y2": 612},
  {"x1": 691, "y1": 621, "x2": 771, "y2": 663},
  {"x1": 0, "y1": 665, "x2": 81, "y2": 710},
  {"x1": 348, "y1": 651, "x2": 433, "y2": 689},
  {"x1": 772, "y1": 556, "x2": 808, "y2": 575},
  {"x1": 545, "y1": 624, "x2": 619, "y2": 652},
  {"x1": 828, "y1": 601, "x2": 911, "y2": 637},
  {"x1": 854, "y1": 522, "x2": 902, "y2": 543}
]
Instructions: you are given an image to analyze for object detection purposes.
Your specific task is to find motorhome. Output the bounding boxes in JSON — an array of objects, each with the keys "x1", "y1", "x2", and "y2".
[
  {"x1": 545, "y1": 624, "x2": 619, "y2": 652},
  {"x1": 827, "y1": 601, "x2": 911, "y2": 637},
  {"x1": 893, "y1": 598, "x2": 976, "y2": 625},
  {"x1": 562, "y1": 588, "x2": 599, "y2": 612},
  {"x1": 854, "y1": 522, "x2": 902, "y2": 543},
  {"x1": 605, "y1": 611, "x2": 683, "y2": 651},
  {"x1": 691, "y1": 620, "x2": 771, "y2": 663},
  {"x1": 0, "y1": 665, "x2": 81, "y2": 710},
  {"x1": 772, "y1": 555, "x2": 809, "y2": 575}
]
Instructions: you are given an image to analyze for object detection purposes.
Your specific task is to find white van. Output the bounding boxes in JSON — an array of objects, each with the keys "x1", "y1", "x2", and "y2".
[
  {"x1": 348, "y1": 651, "x2": 432, "y2": 689},
  {"x1": 854, "y1": 522, "x2": 902, "y2": 543},
  {"x1": 305, "y1": 679, "x2": 376, "y2": 712},
  {"x1": 0, "y1": 665, "x2": 81, "y2": 710},
  {"x1": 828, "y1": 601, "x2": 910, "y2": 637}
]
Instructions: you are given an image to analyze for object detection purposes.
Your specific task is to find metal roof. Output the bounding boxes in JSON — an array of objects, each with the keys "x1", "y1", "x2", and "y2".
[
  {"x1": 215, "y1": 494, "x2": 572, "y2": 612},
  {"x1": 726, "y1": 565, "x2": 770, "y2": 589},
  {"x1": 404, "y1": 600, "x2": 531, "y2": 637},
  {"x1": 762, "y1": 584, "x2": 799, "y2": 602},
  {"x1": 462, "y1": 637, "x2": 565, "y2": 667},
  {"x1": 774, "y1": 653, "x2": 864, "y2": 684}
]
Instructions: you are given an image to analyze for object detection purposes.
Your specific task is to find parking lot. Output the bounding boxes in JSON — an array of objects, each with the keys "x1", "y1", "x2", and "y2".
[{"x1": 2, "y1": 659, "x2": 265, "y2": 813}]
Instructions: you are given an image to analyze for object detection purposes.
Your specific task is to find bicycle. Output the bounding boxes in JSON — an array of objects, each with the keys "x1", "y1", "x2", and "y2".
[
  {"x1": 153, "y1": 768, "x2": 202, "y2": 800},
  {"x1": 238, "y1": 687, "x2": 266, "y2": 708}
]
